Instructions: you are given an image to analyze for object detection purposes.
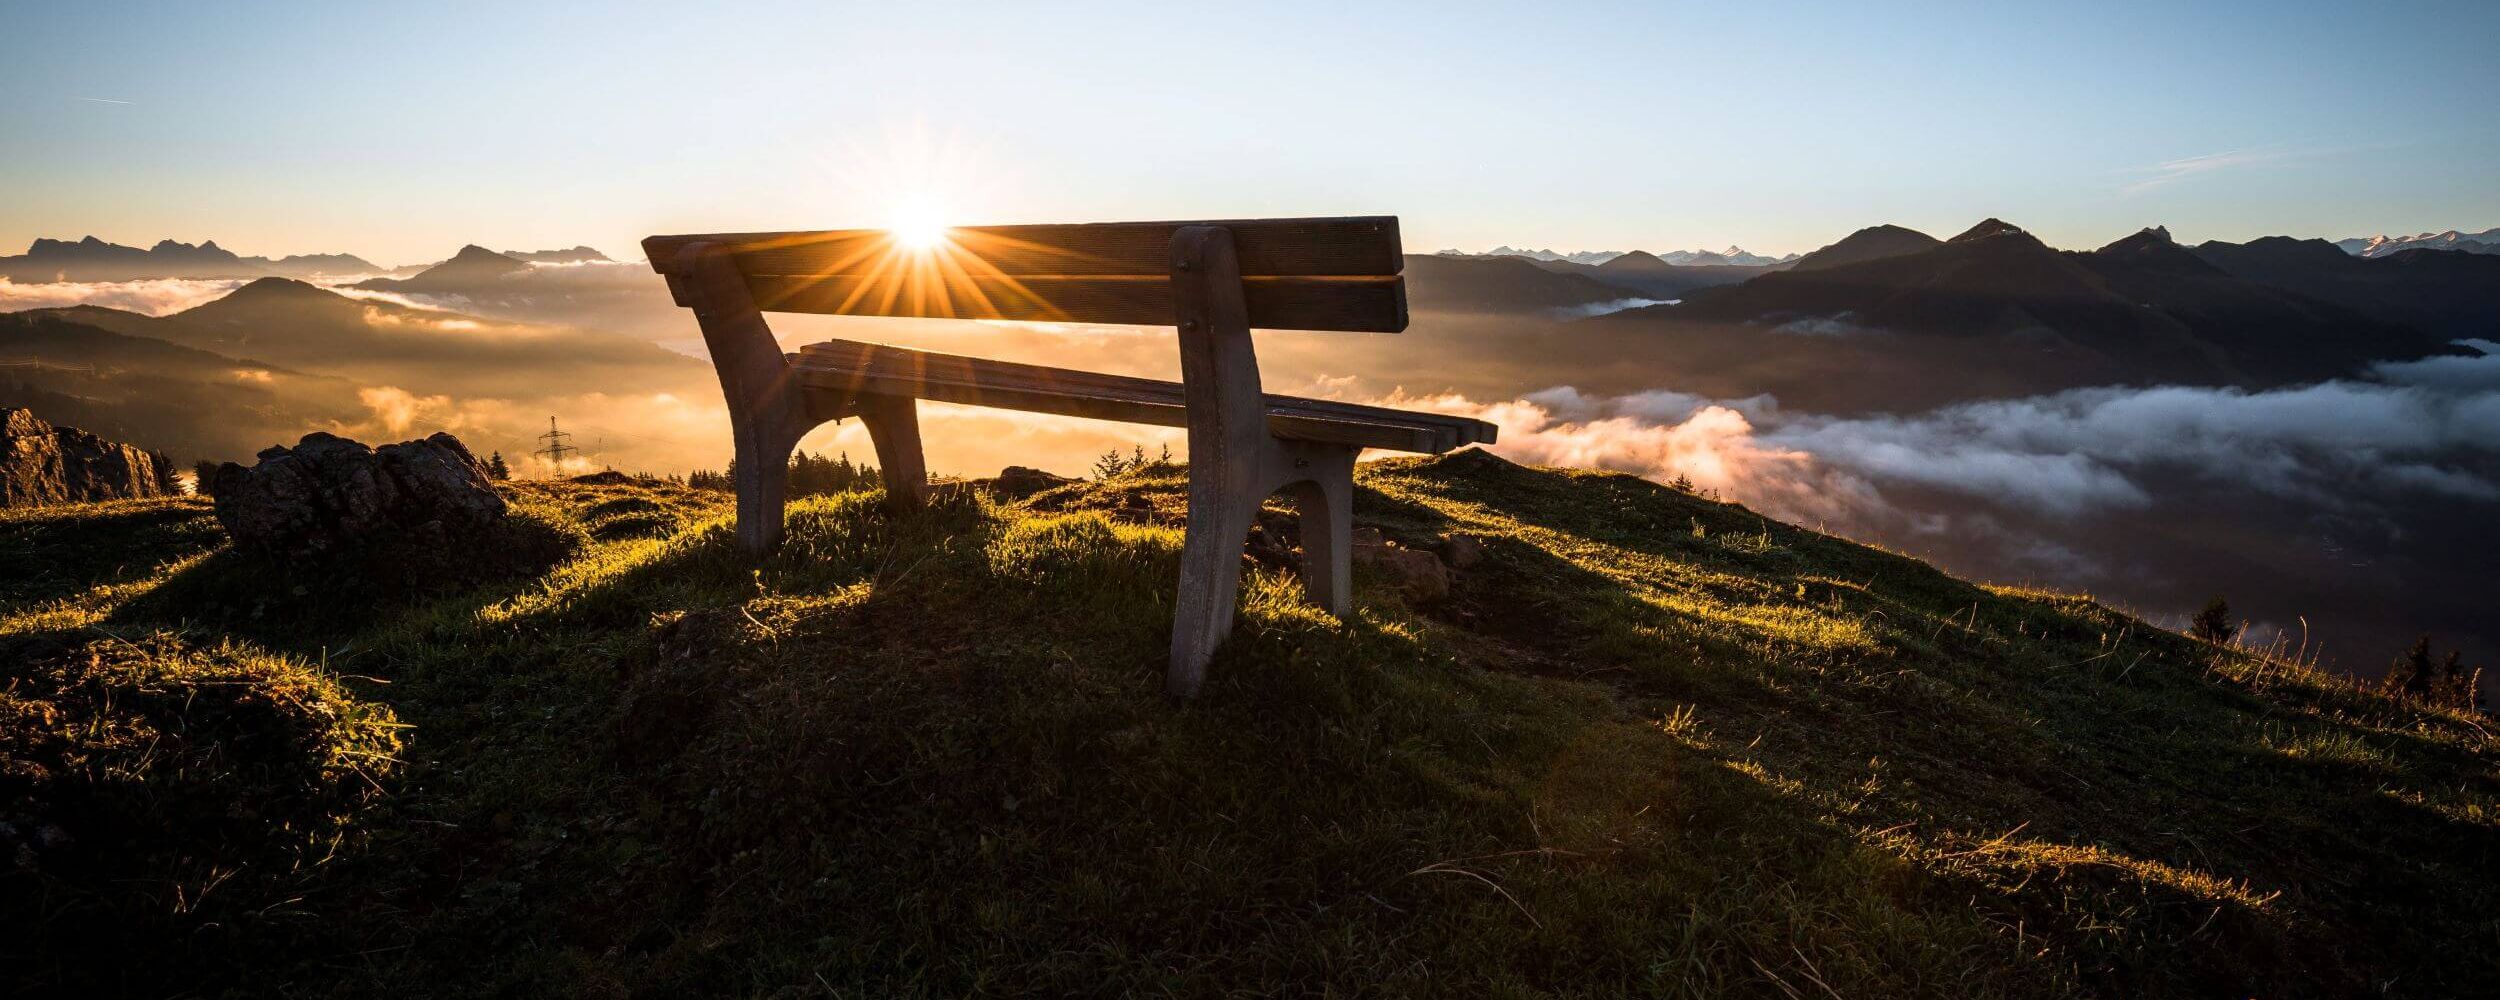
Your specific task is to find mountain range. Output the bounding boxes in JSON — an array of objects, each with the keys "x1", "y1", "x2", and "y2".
[
  {"x1": 0, "y1": 237, "x2": 383, "y2": 283},
  {"x1": 1569, "y1": 218, "x2": 2493, "y2": 413},
  {"x1": 2335, "y1": 226, "x2": 2500, "y2": 259},
  {"x1": 0, "y1": 236, "x2": 613, "y2": 284}
]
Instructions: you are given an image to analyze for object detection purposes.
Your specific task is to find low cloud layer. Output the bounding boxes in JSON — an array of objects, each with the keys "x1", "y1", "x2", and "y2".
[
  {"x1": 1336, "y1": 347, "x2": 2500, "y2": 529},
  {"x1": 1549, "y1": 297, "x2": 1675, "y2": 320},
  {"x1": 0, "y1": 277, "x2": 248, "y2": 315}
]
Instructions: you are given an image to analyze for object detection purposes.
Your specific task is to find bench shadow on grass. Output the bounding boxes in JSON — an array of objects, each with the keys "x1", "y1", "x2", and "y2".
[
  {"x1": 0, "y1": 498, "x2": 225, "y2": 613},
  {"x1": 102, "y1": 502, "x2": 595, "y2": 653}
]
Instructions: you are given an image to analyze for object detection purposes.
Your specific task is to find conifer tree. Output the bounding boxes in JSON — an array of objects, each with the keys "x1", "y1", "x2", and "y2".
[
  {"x1": 487, "y1": 451, "x2": 512, "y2": 481},
  {"x1": 2190, "y1": 595, "x2": 2232, "y2": 644},
  {"x1": 2397, "y1": 636, "x2": 2436, "y2": 696}
]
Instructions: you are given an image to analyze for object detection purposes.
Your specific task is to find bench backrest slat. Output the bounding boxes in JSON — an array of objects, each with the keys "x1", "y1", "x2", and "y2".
[{"x1": 643, "y1": 216, "x2": 1405, "y2": 332}]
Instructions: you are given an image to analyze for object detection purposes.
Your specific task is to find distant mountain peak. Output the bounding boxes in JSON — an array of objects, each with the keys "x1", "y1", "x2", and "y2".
[
  {"x1": 2096, "y1": 226, "x2": 2178, "y2": 253},
  {"x1": 1950, "y1": 218, "x2": 2028, "y2": 243},
  {"x1": 2095, "y1": 226, "x2": 2219, "y2": 273}
]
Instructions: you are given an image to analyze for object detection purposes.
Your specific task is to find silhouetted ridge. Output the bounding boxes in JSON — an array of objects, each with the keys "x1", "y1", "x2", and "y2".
[
  {"x1": 1595, "y1": 250, "x2": 1670, "y2": 273},
  {"x1": 1786, "y1": 225, "x2": 1942, "y2": 272},
  {"x1": 447, "y1": 244, "x2": 519, "y2": 265},
  {"x1": 2195, "y1": 235, "x2": 2353, "y2": 269},
  {"x1": 349, "y1": 244, "x2": 531, "y2": 292},
  {"x1": 1400, "y1": 253, "x2": 1634, "y2": 313},
  {"x1": 220, "y1": 276, "x2": 342, "y2": 302},
  {"x1": 2094, "y1": 226, "x2": 2219, "y2": 274},
  {"x1": 2192, "y1": 235, "x2": 2500, "y2": 340}
]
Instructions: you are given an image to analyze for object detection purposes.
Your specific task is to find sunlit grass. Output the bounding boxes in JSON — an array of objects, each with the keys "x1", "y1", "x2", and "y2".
[{"x1": 4, "y1": 451, "x2": 2494, "y2": 997}]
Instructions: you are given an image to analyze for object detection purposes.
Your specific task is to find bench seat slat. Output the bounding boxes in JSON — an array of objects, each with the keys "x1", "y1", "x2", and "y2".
[
  {"x1": 791, "y1": 340, "x2": 1494, "y2": 454},
  {"x1": 646, "y1": 216, "x2": 1401, "y2": 280},
  {"x1": 740, "y1": 273, "x2": 1404, "y2": 332}
]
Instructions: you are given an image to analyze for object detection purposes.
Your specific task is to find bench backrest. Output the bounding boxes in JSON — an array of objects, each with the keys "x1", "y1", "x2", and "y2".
[{"x1": 643, "y1": 217, "x2": 1406, "y2": 333}]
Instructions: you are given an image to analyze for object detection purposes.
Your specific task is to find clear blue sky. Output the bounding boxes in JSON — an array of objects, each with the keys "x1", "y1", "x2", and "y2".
[{"x1": 4, "y1": 0, "x2": 2495, "y2": 264}]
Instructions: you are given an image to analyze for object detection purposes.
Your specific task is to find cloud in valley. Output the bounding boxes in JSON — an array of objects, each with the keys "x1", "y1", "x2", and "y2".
[
  {"x1": 1356, "y1": 358, "x2": 2500, "y2": 524},
  {"x1": 1549, "y1": 297, "x2": 1675, "y2": 320},
  {"x1": 0, "y1": 277, "x2": 248, "y2": 315}
]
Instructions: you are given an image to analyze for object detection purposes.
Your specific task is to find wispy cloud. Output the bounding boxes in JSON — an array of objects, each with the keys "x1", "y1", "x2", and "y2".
[
  {"x1": 78, "y1": 97, "x2": 134, "y2": 105},
  {"x1": 2120, "y1": 149, "x2": 2293, "y2": 196}
]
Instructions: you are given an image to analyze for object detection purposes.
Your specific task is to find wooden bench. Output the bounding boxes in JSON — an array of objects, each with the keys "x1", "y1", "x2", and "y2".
[{"x1": 644, "y1": 217, "x2": 1496, "y2": 697}]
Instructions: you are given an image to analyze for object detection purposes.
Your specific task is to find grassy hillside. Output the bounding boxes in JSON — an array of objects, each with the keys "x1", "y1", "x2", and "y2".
[{"x1": 4, "y1": 452, "x2": 2494, "y2": 997}]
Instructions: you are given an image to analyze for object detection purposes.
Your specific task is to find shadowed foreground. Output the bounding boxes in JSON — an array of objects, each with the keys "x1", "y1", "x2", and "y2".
[{"x1": 3, "y1": 452, "x2": 2493, "y2": 997}]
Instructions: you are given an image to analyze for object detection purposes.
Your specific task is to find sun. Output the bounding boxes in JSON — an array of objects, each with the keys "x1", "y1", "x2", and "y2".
[{"x1": 887, "y1": 200, "x2": 953, "y2": 253}]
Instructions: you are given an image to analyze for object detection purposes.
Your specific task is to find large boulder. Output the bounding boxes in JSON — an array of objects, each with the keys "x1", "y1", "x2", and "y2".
[
  {"x1": 212, "y1": 431, "x2": 505, "y2": 559},
  {"x1": 1, "y1": 407, "x2": 176, "y2": 507}
]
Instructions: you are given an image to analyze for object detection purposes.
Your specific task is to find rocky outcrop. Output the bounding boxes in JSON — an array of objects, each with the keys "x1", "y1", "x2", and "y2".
[
  {"x1": 211, "y1": 431, "x2": 505, "y2": 559},
  {"x1": 989, "y1": 465, "x2": 1077, "y2": 500},
  {"x1": 0, "y1": 408, "x2": 177, "y2": 507}
]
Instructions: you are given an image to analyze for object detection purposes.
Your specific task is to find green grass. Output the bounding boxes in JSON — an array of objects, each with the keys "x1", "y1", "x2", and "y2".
[{"x1": 2, "y1": 453, "x2": 2493, "y2": 997}]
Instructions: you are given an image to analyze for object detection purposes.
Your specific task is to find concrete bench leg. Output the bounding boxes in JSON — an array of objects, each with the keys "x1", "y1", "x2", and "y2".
[
  {"x1": 675, "y1": 242, "x2": 820, "y2": 555},
  {"x1": 1168, "y1": 475, "x2": 1264, "y2": 698},
  {"x1": 1166, "y1": 439, "x2": 1360, "y2": 699},
  {"x1": 1276, "y1": 442, "x2": 1358, "y2": 620},
  {"x1": 853, "y1": 392, "x2": 926, "y2": 515},
  {"x1": 729, "y1": 422, "x2": 804, "y2": 554}
]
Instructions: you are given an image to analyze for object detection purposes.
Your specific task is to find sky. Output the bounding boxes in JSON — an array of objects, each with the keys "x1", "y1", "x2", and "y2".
[{"x1": 4, "y1": 0, "x2": 2496, "y2": 265}]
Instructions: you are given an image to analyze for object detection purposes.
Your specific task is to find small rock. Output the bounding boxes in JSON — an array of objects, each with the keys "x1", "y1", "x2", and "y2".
[
  {"x1": 1438, "y1": 532, "x2": 1487, "y2": 570},
  {"x1": 1352, "y1": 527, "x2": 1449, "y2": 601}
]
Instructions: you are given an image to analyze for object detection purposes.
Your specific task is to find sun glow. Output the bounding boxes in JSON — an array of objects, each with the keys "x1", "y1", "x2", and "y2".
[{"x1": 888, "y1": 200, "x2": 953, "y2": 252}]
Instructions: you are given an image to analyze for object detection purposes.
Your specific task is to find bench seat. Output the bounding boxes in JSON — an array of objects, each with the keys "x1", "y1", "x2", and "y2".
[{"x1": 793, "y1": 340, "x2": 1494, "y2": 455}]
